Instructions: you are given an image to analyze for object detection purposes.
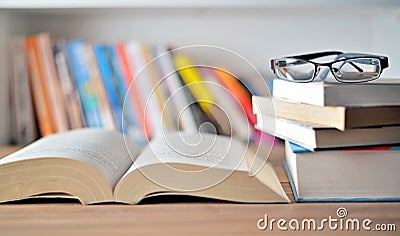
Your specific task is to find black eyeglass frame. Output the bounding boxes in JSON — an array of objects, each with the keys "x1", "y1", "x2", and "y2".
[{"x1": 270, "y1": 51, "x2": 389, "y2": 83}]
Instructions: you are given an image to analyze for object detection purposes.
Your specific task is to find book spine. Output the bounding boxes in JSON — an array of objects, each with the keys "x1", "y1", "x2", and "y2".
[
  {"x1": 85, "y1": 44, "x2": 116, "y2": 130},
  {"x1": 201, "y1": 68, "x2": 251, "y2": 140},
  {"x1": 272, "y1": 79, "x2": 325, "y2": 106},
  {"x1": 93, "y1": 44, "x2": 123, "y2": 132},
  {"x1": 116, "y1": 42, "x2": 151, "y2": 139},
  {"x1": 142, "y1": 45, "x2": 177, "y2": 131},
  {"x1": 172, "y1": 54, "x2": 214, "y2": 114},
  {"x1": 10, "y1": 37, "x2": 38, "y2": 144},
  {"x1": 66, "y1": 40, "x2": 103, "y2": 128},
  {"x1": 53, "y1": 40, "x2": 85, "y2": 129},
  {"x1": 25, "y1": 36, "x2": 55, "y2": 136},
  {"x1": 172, "y1": 54, "x2": 229, "y2": 134},
  {"x1": 35, "y1": 33, "x2": 69, "y2": 133},
  {"x1": 153, "y1": 46, "x2": 197, "y2": 133},
  {"x1": 214, "y1": 68, "x2": 256, "y2": 127},
  {"x1": 107, "y1": 46, "x2": 146, "y2": 144},
  {"x1": 125, "y1": 42, "x2": 163, "y2": 138}
]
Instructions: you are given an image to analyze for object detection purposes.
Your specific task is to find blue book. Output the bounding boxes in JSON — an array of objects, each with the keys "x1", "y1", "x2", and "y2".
[
  {"x1": 93, "y1": 44, "x2": 123, "y2": 132},
  {"x1": 66, "y1": 40, "x2": 102, "y2": 127},
  {"x1": 284, "y1": 141, "x2": 400, "y2": 202},
  {"x1": 289, "y1": 141, "x2": 400, "y2": 153}
]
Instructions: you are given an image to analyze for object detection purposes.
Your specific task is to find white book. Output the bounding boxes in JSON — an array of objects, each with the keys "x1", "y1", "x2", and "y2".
[
  {"x1": 126, "y1": 42, "x2": 163, "y2": 138},
  {"x1": 255, "y1": 114, "x2": 400, "y2": 150},
  {"x1": 285, "y1": 141, "x2": 400, "y2": 202},
  {"x1": 153, "y1": 45, "x2": 198, "y2": 133},
  {"x1": 273, "y1": 78, "x2": 400, "y2": 107}
]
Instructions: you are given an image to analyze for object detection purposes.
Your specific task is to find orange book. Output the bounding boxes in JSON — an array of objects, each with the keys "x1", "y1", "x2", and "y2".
[
  {"x1": 214, "y1": 69, "x2": 257, "y2": 126},
  {"x1": 115, "y1": 43, "x2": 151, "y2": 139},
  {"x1": 35, "y1": 33, "x2": 69, "y2": 132},
  {"x1": 25, "y1": 36, "x2": 55, "y2": 136}
]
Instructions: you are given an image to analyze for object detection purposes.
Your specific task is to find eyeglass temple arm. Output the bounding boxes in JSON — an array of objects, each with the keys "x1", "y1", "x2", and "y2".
[
  {"x1": 270, "y1": 59, "x2": 277, "y2": 72},
  {"x1": 320, "y1": 53, "x2": 391, "y2": 80},
  {"x1": 292, "y1": 51, "x2": 362, "y2": 80},
  {"x1": 290, "y1": 51, "x2": 343, "y2": 60},
  {"x1": 295, "y1": 51, "x2": 364, "y2": 74},
  {"x1": 271, "y1": 51, "x2": 344, "y2": 72},
  {"x1": 339, "y1": 53, "x2": 389, "y2": 69}
]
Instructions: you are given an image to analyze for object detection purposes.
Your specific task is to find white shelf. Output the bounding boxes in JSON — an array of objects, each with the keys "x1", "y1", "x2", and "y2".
[
  {"x1": 1, "y1": 0, "x2": 399, "y2": 9},
  {"x1": 0, "y1": 1, "x2": 400, "y2": 145}
]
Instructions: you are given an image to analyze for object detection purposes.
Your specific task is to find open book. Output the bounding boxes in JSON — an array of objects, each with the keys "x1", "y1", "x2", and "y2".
[{"x1": 0, "y1": 129, "x2": 289, "y2": 204}]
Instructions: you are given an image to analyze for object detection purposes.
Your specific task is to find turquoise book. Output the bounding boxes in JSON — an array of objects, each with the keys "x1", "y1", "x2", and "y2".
[
  {"x1": 66, "y1": 40, "x2": 102, "y2": 128},
  {"x1": 93, "y1": 44, "x2": 123, "y2": 132}
]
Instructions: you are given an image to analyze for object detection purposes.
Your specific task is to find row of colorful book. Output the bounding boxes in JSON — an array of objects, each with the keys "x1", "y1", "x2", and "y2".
[
  {"x1": 9, "y1": 33, "x2": 260, "y2": 146},
  {"x1": 253, "y1": 78, "x2": 400, "y2": 202}
]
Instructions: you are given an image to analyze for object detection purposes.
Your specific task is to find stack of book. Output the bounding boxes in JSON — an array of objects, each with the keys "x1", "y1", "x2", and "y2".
[
  {"x1": 253, "y1": 79, "x2": 400, "y2": 202},
  {"x1": 9, "y1": 32, "x2": 259, "y2": 145}
]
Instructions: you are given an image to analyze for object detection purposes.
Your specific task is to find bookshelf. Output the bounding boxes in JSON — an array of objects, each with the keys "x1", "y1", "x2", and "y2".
[{"x1": 0, "y1": 1, "x2": 400, "y2": 145}]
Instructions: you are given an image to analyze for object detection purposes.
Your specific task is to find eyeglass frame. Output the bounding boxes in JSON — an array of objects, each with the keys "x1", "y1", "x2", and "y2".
[{"x1": 270, "y1": 51, "x2": 389, "y2": 83}]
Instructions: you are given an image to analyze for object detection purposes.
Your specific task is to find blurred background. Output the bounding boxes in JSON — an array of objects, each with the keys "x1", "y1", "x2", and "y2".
[{"x1": 0, "y1": 0, "x2": 400, "y2": 145}]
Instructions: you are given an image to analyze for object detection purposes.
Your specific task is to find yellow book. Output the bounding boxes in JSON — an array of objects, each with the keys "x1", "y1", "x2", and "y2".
[
  {"x1": 173, "y1": 54, "x2": 233, "y2": 135},
  {"x1": 173, "y1": 54, "x2": 214, "y2": 114}
]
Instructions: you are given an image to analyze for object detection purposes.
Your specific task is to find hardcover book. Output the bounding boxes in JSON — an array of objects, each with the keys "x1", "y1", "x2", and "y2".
[
  {"x1": 273, "y1": 78, "x2": 400, "y2": 107},
  {"x1": 253, "y1": 96, "x2": 400, "y2": 131},
  {"x1": 255, "y1": 115, "x2": 400, "y2": 150},
  {"x1": 284, "y1": 141, "x2": 400, "y2": 202}
]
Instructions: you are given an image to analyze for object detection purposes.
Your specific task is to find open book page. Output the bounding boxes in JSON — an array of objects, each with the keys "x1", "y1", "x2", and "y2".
[
  {"x1": 128, "y1": 132, "x2": 248, "y2": 171},
  {"x1": 0, "y1": 129, "x2": 137, "y2": 188},
  {"x1": 120, "y1": 132, "x2": 249, "y2": 191},
  {"x1": 116, "y1": 132, "x2": 289, "y2": 202}
]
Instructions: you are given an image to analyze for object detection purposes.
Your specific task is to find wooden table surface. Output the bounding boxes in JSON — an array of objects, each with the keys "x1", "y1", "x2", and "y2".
[{"x1": 0, "y1": 144, "x2": 399, "y2": 235}]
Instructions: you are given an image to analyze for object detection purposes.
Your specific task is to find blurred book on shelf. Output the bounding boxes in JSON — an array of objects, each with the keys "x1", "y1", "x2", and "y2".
[
  {"x1": 53, "y1": 39, "x2": 85, "y2": 130},
  {"x1": 9, "y1": 32, "x2": 264, "y2": 146},
  {"x1": 253, "y1": 78, "x2": 400, "y2": 202},
  {"x1": 25, "y1": 35, "x2": 56, "y2": 136},
  {"x1": 9, "y1": 37, "x2": 38, "y2": 145}
]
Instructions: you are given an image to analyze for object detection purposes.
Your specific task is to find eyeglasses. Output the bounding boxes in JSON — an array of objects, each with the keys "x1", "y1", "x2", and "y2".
[{"x1": 270, "y1": 51, "x2": 389, "y2": 83}]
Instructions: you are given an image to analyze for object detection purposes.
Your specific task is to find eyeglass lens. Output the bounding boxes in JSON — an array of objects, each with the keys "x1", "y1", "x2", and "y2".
[
  {"x1": 275, "y1": 59, "x2": 315, "y2": 82},
  {"x1": 331, "y1": 58, "x2": 381, "y2": 82}
]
